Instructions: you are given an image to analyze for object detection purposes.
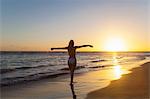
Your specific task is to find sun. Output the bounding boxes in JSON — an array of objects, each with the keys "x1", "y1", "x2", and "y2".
[{"x1": 104, "y1": 37, "x2": 127, "y2": 52}]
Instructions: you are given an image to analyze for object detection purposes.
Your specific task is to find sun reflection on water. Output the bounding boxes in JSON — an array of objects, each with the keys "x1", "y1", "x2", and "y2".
[
  {"x1": 113, "y1": 65, "x2": 123, "y2": 79},
  {"x1": 112, "y1": 53, "x2": 123, "y2": 79}
]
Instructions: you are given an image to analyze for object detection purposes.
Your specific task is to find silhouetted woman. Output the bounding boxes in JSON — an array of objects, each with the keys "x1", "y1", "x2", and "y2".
[{"x1": 51, "y1": 40, "x2": 93, "y2": 84}]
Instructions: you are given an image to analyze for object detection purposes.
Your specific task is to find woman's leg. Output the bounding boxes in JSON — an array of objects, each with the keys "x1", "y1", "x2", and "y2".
[
  {"x1": 69, "y1": 65, "x2": 74, "y2": 84},
  {"x1": 70, "y1": 70, "x2": 74, "y2": 84},
  {"x1": 68, "y1": 58, "x2": 76, "y2": 84},
  {"x1": 69, "y1": 64, "x2": 76, "y2": 84},
  {"x1": 71, "y1": 71, "x2": 74, "y2": 84}
]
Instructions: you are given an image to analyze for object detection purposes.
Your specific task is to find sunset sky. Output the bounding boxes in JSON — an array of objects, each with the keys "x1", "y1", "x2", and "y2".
[{"x1": 1, "y1": 0, "x2": 150, "y2": 51}]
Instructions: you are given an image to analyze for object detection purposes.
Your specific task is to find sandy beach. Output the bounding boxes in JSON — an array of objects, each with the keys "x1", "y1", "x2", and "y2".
[
  {"x1": 1, "y1": 62, "x2": 149, "y2": 99},
  {"x1": 86, "y1": 62, "x2": 150, "y2": 99}
]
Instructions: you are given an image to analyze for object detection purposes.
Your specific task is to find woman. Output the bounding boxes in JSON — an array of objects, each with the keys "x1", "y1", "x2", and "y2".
[{"x1": 51, "y1": 40, "x2": 93, "y2": 84}]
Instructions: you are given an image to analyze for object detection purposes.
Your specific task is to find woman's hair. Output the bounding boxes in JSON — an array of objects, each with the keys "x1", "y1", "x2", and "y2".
[{"x1": 68, "y1": 40, "x2": 74, "y2": 47}]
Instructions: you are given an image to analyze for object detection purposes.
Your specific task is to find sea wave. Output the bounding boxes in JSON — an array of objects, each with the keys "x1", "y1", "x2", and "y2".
[
  {"x1": 60, "y1": 65, "x2": 86, "y2": 71},
  {"x1": 1, "y1": 65, "x2": 89, "y2": 86},
  {"x1": 91, "y1": 59, "x2": 108, "y2": 63},
  {"x1": 1, "y1": 71, "x2": 69, "y2": 86},
  {"x1": 0, "y1": 64, "x2": 107, "y2": 86},
  {"x1": 0, "y1": 64, "x2": 55, "y2": 74}
]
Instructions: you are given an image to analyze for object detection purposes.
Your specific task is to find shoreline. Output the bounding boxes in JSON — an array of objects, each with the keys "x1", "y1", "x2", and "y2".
[
  {"x1": 86, "y1": 62, "x2": 150, "y2": 99},
  {"x1": 1, "y1": 62, "x2": 150, "y2": 99}
]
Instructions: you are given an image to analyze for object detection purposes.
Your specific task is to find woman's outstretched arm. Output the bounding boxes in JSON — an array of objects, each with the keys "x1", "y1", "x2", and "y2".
[
  {"x1": 51, "y1": 47, "x2": 68, "y2": 50},
  {"x1": 75, "y1": 45, "x2": 93, "y2": 49}
]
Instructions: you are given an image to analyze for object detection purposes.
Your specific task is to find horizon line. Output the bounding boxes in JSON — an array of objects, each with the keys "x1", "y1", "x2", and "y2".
[{"x1": 1, "y1": 51, "x2": 150, "y2": 53}]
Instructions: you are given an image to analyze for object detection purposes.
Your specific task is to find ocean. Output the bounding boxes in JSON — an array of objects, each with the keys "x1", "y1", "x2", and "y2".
[{"x1": 1, "y1": 52, "x2": 150, "y2": 86}]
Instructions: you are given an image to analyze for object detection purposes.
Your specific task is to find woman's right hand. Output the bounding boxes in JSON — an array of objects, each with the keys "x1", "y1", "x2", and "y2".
[{"x1": 88, "y1": 45, "x2": 93, "y2": 48}]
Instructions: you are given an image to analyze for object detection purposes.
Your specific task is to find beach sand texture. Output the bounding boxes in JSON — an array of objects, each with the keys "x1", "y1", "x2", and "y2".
[{"x1": 86, "y1": 62, "x2": 150, "y2": 99}]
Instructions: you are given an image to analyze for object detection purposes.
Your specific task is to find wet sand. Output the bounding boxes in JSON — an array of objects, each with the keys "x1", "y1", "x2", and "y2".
[
  {"x1": 1, "y1": 69, "x2": 110, "y2": 99},
  {"x1": 86, "y1": 62, "x2": 150, "y2": 99}
]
